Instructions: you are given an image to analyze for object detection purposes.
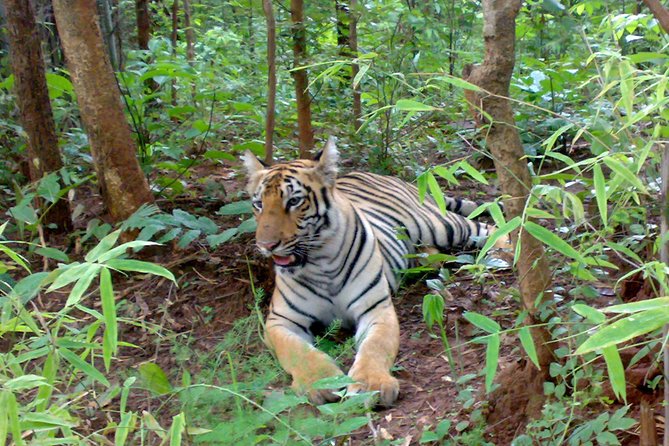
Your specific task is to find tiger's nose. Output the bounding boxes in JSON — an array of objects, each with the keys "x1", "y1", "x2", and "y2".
[{"x1": 257, "y1": 240, "x2": 280, "y2": 251}]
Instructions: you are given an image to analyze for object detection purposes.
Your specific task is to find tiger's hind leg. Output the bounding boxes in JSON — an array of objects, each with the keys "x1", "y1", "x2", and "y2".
[{"x1": 347, "y1": 302, "x2": 400, "y2": 407}]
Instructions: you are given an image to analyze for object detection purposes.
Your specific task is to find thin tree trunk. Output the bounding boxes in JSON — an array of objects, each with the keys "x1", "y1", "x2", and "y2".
[
  {"x1": 262, "y1": 0, "x2": 276, "y2": 164},
  {"x1": 247, "y1": 0, "x2": 254, "y2": 55},
  {"x1": 136, "y1": 0, "x2": 150, "y2": 49},
  {"x1": 6, "y1": 0, "x2": 72, "y2": 232},
  {"x1": 349, "y1": 0, "x2": 361, "y2": 131},
  {"x1": 52, "y1": 0, "x2": 154, "y2": 222},
  {"x1": 335, "y1": 1, "x2": 350, "y2": 56},
  {"x1": 464, "y1": 0, "x2": 554, "y2": 425},
  {"x1": 98, "y1": 0, "x2": 120, "y2": 70},
  {"x1": 642, "y1": 0, "x2": 669, "y2": 33},
  {"x1": 290, "y1": 0, "x2": 314, "y2": 158},
  {"x1": 171, "y1": 0, "x2": 179, "y2": 106},
  {"x1": 183, "y1": 0, "x2": 195, "y2": 98}
]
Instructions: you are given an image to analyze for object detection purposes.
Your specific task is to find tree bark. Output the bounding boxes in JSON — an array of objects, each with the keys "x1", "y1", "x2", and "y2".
[
  {"x1": 642, "y1": 0, "x2": 669, "y2": 33},
  {"x1": 6, "y1": 0, "x2": 72, "y2": 232},
  {"x1": 262, "y1": 0, "x2": 276, "y2": 164},
  {"x1": 136, "y1": 0, "x2": 150, "y2": 50},
  {"x1": 171, "y1": 0, "x2": 179, "y2": 106},
  {"x1": 52, "y1": 0, "x2": 154, "y2": 222},
  {"x1": 349, "y1": 0, "x2": 361, "y2": 131},
  {"x1": 464, "y1": 0, "x2": 554, "y2": 425},
  {"x1": 335, "y1": 1, "x2": 350, "y2": 55},
  {"x1": 290, "y1": 0, "x2": 315, "y2": 158}
]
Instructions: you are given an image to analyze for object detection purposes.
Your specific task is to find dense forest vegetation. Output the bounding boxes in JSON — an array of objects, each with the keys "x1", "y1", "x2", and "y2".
[{"x1": 0, "y1": 0, "x2": 668, "y2": 444}]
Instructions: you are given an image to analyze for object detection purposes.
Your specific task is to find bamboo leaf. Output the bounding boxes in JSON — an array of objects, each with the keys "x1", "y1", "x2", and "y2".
[
  {"x1": 603, "y1": 157, "x2": 647, "y2": 193},
  {"x1": 593, "y1": 163, "x2": 607, "y2": 227},
  {"x1": 603, "y1": 346, "x2": 626, "y2": 402},
  {"x1": 572, "y1": 304, "x2": 606, "y2": 323},
  {"x1": 105, "y1": 259, "x2": 176, "y2": 282},
  {"x1": 524, "y1": 221, "x2": 585, "y2": 262},
  {"x1": 169, "y1": 413, "x2": 186, "y2": 446},
  {"x1": 394, "y1": 99, "x2": 435, "y2": 112},
  {"x1": 518, "y1": 326, "x2": 540, "y2": 369},
  {"x1": 85, "y1": 230, "x2": 121, "y2": 262},
  {"x1": 464, "y1": 312, "x2": 500, "y2": 334},
  {"x1": 457, "y1": 161, "x2": 489, "y2": 185},
  {"x1": 426, "y1": 173, "x2": 446, "y2": 215},
  {"x1": 100, "y1": 268, "x2": 117, "y2": 371},
  {"x1": 476, "y1": 216, "x2": 521, "y2": 263},
  {"x1": 604, "y1": 297, "x2": 669, "y2": 314},
  {"x1": 59, "y1": 347, "x2": 110, "y2": 387},
  {"x1": 575, "y1": 307, "x2": 669, "y2": 354},
  {"x1": 485, "y1": 333, "x2": 500, "y2": 392}
]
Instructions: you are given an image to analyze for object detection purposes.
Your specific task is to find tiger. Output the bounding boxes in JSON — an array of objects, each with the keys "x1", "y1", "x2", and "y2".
[{"x1": 242, "y1": 137, "x2": 508, "y2": 407}]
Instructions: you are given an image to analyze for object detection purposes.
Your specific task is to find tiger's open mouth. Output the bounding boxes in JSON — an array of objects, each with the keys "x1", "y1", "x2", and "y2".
[{"x1": 272, "y1": 254, "x2": 297, "y2": 267}]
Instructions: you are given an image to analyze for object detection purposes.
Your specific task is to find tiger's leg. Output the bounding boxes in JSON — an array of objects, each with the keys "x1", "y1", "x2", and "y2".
[
  {"x1": 347, "y1": 301, "x2": 400, "y2": 407},
  {"x1": 265, "y1": 292, "x2": 343, "y2": 405}
]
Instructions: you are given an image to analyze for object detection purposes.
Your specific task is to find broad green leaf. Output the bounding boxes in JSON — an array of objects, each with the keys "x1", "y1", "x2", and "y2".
[
  {"x1": 10, "y1": 272, "x2": 48, "y2": 303},
  {"x1": 603, "y1": 346, "x2": 626, "y2": 402},
  {"x1": 463, "y1": 312, "x2": 500, "y2": 333},
  {"x1": 603, "y1": 157, "x2": 647, "y2": 193},
  {"x1": 3, "y1": 374, "x2": 48, "y2": 391},
  {"x1": 9, "y1": 203, "x2": 38, "y2": 225},
  {"x1": 36, "y1": 172, "x2": 61, "y2": 202},
  {"x1": 333, "y1": 416, "x2": 369, "y2": 437},
  {"x1": 169, "y1": 413, "x2": 186, "y2": 446},
  {"x1": 60, "y1": 347, "x2": 110, "y2": 386},
  {"x1": 4, "y1": 391, "x2": 23, "y2": 446},
  {"x1": 543, "y1": 123, "x2": 574, "y2": 152},
  {"x1": 100, "y1": 268, "x2": 117, "y2": 371},
  {"x1": 394, "y1": 99, "x2": 435, "y2": 112},
  {"x1": 115, "y1": 411, "x2": 136, "y2": 446},
  {"x1": 96, "y1": 240, "x2": 159, "y2": 263},
  {"x1": 21, "y1": 412, "x2": 77, "y2": 428},
  {"x1": 457, "y1": 161, "x2": 488, "y2": 185},
  {"x1": 485, "y1": 333, "x2": 500, "y2": 392},
  {"x1": 352, "y1": 63, "x2": 370, "y2": 89},
  {"x1": 432, "y1": 166, "x2": 459, "y2": 185},
  {"x1": 85, "y1": 230, "x2": 121, "y2": 262},
  {"x1": 524, "y1": 221, "x2": 584, "y2": 262},
  {"x1": 593, "y1": 163, "x2": 607, "y2": 227},
  {"x1": 476, "y1": 216, "x2": 521, "y2": 263},
  {"x1": 572, "y1": 304, "x2": 606, "y2": 323},
  {"x1": 105, "y1": 259, "x2": 176, "y2": 282},
  {"x1": 139, "y1": 362, "x2": 172, "y2": 395},
  {"x1": 64, "y1": 264, "x2": 102, "y2": 307},
  {"x1": 35, "y1": 247, "x2": 69, "y2": 263},
  {"x1": 217, "y1": 200, "x2": 253, "y2": 215},
  {"x1": 518, "y1": 326, "x2": 540, "y2": 369},
  {"x1": 608, "y1": 407, "x2": 636, "y2": 430},
  {"x1": 417, "y1": 172, "x2": 428, "y2": 203},
  {"x1": 36, "y1": 351, "x2": 59, "y2": 412},
  {"x1": 45, "y1": 73, "x2": 74, "y2": 98},
  {"x1": 0, "y1": 244, "x2": 30, "y2": 272},
  {"x1": 426, "y1": 173, "x2": 446, "y2": 215},
  {"x1": 206, "y1": 228, "x2": 238, "y2": 247},
  {"x1": 48, "y1": 262, "x2": 88, "y2": 291},
  {"x1": 0, "y1": 392, "x2": 7, "y2": 446},
  {"x1": 575, "y1": 307, "x2": 669, "y2": 354},
  {"x1": 436, "y1": 75, "x2": 482, "y2": 91},
  {"x1": 604, "y1": 297, "x2": 669, "y2": 314},
  {"x1": 142, "y1": 411, "x2": 167, "y2": 440},
  {"x1": 236, "y1": 218, "x2": 257, "y2": 234}
]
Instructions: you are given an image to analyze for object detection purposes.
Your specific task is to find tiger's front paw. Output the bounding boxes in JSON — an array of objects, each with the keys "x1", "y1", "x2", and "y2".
[
  {"x1": 348, "y1": 367, "x2": 399, "y2": 407},
  {"x1": 291, "y1": 364, "x2": 344, "y2": 406}
]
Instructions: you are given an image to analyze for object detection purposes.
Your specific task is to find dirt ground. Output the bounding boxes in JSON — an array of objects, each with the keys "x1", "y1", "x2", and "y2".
[{"x1": 30, "y1": 158, "x2": 665, "y2": 445}]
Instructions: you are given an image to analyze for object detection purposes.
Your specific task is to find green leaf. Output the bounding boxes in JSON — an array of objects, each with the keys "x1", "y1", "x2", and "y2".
[
  {"x1": 96, "y1": 240, "x2": 159, "y2": 263},
  {"x1": 419, "y1": 431, "x2": 440, "y2": 443},
  {"x1": 604, "y1": 297, "x2": 669, "y2": 314},
  {"x1": 432, "y1": 166, "x2": 459, "y2": 185},
  {"x1": 572, "y1": 304, "x2": 606, "y2": 323},
  {"x1": 236, "y1": 218, "x2": 257, "y2": 234},
  {"x1": 0, "y1": 392, "x2": 7, "y2": 446},
  {"x1": 100, "y1": 268, "x2": 117, "y2": 371},
  {"x1": 115, "y1": 411, "x2": 136, "y2": 446},
  {"x1": 426, "y1": 173, "x2": 446, "y2": 215},
  {"x1": 603, "y1": 157, "x2": 647, "y2": 193},
  {"x1": 3, "y1": 375, "x2": 48, "y2": 391},
  {"x1": 524, "y1": 221, "x2": 585, "y2": 262},
  {"x1": 543, "y1": 123, "x2": 574, "y2": 152},
  {"x1": 64, "y1": 264, "x2": 102, "y2": 307},
  {"x1": 139, "y1": 362, "x2": 172, "y2": 395},
  {"x1": 436, "y1": 75, "x2": 482, "y2": 91},
  {"x1": 35, "y1": 247, "x2": 70, "y2": 263},
  {"x1": 608, "y1": 407, "x2": 636, "y2": 430},
  {"x1": 105, "y1": 259, "x2": 176, "y2": 282},
  {"x1": 596, "y1": 430, "x2": 620, "y2": 445},
  {"x1": 10, "y1": 272, "x2": 48, "y2": 303},
  {"x1": 169, "y1": 413, "x2": 186, "y2": 446},
  {"x1": 484, "y1": 333, "x2": 500, "y2": 392},
  {"x1": 36, "y1": 172, "x2": 61, "y2": 202},
  {"x1": 3, "y1": 390, "x2": 23, "y2": 446},
  {"x1": 576, "y1": 307, "x2": 669, "y2": 354},
  {"x1": 45, "y1": 73, "x2": 74, "y2": 98},
  {"x1": 9, "y1": 203, "x2": 38, "y2": 225},
  {"x1": 464, "y1": 312, "x2": 500, "y2": 333},
  {"x1": 417, "y1": 172, "x2": 428, "y2": 203},
  {"x1": 476, "y1": 216, "x2": 521, "y2": 263},
  {"x1": 21, "y1": 412, "x2": 77, "y2": 428},
  {"x1": 603, "y1": 346, "x2": 626, "y2": 402},
  {"x1": 394, "y1": 99, "x2": 435, "y2": 112},
  {"x1": 333, "y1": 416, "x2": 368, "y2": 437},
  {"x1": 457, "y1": 161, "x2": 488, "y2": 185},
  {"x1": 85, "y1": 230, "x2": 121, "y2": 262},
  {"x1": 0, "y1": 244, "x2": 30, "y2": 272},
  {"x1": 518, "y1": 326, "x2": 540, "y2": 369},
  {"x1": 593, "y1": 163, "x2": 608, "y2": 227},
  {"x1": 217, "y1": 201, "x2": 254, "y2": 216},
  {"x1": 206, "y1": 228, "x2": 238, "y2": 247},
  {"x1": 59, "y1": 347, "x2": 110, "y2": 387}
]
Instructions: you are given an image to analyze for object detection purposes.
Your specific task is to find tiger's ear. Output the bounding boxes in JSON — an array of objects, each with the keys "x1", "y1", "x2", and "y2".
[
  {"x1": 315, "y1": 136, "x2": 338, "y2": 186},
  {"x1": 241, "y1": 150, "x2": 267, "y2": 194}
]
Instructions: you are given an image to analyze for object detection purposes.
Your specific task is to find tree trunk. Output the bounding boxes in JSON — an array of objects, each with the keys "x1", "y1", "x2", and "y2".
[
  {"x1": 464, "y1": 0, "x2": 555, "y2": 430},
  {"x1": 262, "y1": 0, "x2": 276, "y2": 164},
  {"x1": 642, "y1": 0, "x2": 669, "y2": 33},
  {"x1": 52, "y1": 0, "x2": 154, "y2": 222},
  {"x1": 183, "y1": 0, "x2": 195, "y2": 98},
  {"x1": 34, "y1": 0, "x2": 64, "y2": 68},
  {"x1": 136, "y1": 0, "x2": 150, "y2": 49},
  {"x1": 98, "y1": 0, "x2": 120, "y2": 70},
  {"x1": 6, "y1": 0, "x2": 72, "y2": 232},
  {"x1": 335, "y1": 1, "x2": 350, "y2": 55},
  {"x1": 170, "y1": 0, "x2": 179, "y2": 106},
  {"x1": 349, "y1": 0, "x2": 361, "y2": 131},
  {"x1": 290, "y1": 0, "x2": 314, "y2": 158}
]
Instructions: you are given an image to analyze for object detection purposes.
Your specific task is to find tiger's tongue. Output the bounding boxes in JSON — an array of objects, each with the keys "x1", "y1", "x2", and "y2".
[{"x1": 273, "y1": 255, "x2": 294, "y2": 266}]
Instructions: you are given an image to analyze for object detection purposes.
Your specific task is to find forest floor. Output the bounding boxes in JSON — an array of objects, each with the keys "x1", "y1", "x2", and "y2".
[{"x1": 34, "y1": 154, "x2": 663, "y2": 445}]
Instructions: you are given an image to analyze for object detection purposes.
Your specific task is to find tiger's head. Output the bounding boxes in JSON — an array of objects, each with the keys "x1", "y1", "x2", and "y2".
[{"x1": 242, "y1": 137, "x2": 340, "y2": 268}]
